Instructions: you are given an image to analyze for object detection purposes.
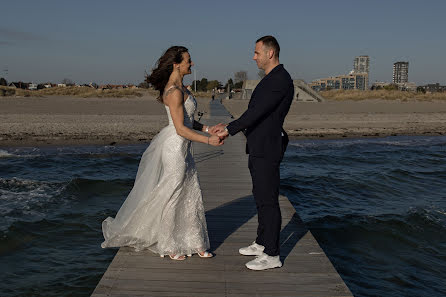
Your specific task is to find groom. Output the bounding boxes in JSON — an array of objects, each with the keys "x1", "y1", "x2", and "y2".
[{"x1": 217, "y1": 35, "x2": 294, "y2": 270}]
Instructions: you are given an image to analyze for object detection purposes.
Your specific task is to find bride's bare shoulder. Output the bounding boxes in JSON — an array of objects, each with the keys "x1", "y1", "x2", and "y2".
[{"x1": 163, "y1": 85, "x2": 184, "y2": 106}]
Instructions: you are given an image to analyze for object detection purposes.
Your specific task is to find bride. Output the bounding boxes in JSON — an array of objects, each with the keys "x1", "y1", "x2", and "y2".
[{"x1": 101, "y1": 46, "x2": 223, "y2": 260}]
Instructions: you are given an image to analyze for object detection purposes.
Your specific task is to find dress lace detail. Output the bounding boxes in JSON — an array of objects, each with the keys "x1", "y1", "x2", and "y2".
[{"x1": 101, "y1": 88, "x2": 209, "y2": 255}]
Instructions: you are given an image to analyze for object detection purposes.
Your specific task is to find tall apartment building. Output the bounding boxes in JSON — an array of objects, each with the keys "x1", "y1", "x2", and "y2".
[
  {"x1": 353, "y1": 56, "x2": 370, "y2": 74},
  {"x1": 393, "y1": 62, "x2": 409, "y2": 83}
]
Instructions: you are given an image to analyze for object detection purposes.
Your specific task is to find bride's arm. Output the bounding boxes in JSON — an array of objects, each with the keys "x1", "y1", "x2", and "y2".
[
  {"x1": 192, "y1": 120, "x2": 205, "y2": 132},
  {"x1": 193, "y1": 120, "x2": 222, "y2": 135},
  {"x1": 165, "y1": 89, "x2": 222, "y2": 146}
]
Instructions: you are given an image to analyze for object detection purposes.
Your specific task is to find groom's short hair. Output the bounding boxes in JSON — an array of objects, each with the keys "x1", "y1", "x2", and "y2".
[{"x1": 256, "y1": 35, "x2": 280, "y2": 58}]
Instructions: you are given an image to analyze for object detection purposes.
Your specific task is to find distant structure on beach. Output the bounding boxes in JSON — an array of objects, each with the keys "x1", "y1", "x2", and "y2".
[
  {"x1": 353, "y1": 56, "x2": 370, "y2": 75},
  {"x1": 418, "y1": 83, "x2": 446, "y2": 93},
  {"x1": 352, "y1": 55, "x2": 370, "y2": 87},
  {"x1": 239, "y1": 80, "x2": 324, "y2": 102},
  {"x1": 308, "y1": 55, "x2": 369, "y2": 92},
  {"x1": 309, "y1": 73, "x2": 369, "y2": 92},
  {"x1": 371, "y1": 61, "x2": 415, "y2": 91},
  {"x1": 393, "y1": 62, "x2": 409, "y2": 83},
  {"x1": 371, "y1": 81, "x2": 417, "y2": 92}
]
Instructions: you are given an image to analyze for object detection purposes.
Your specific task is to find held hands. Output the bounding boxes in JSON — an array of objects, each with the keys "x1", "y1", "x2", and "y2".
[
  {"x1": 209, "y1": 123, "x2": 229, "y2": 140},
  {"x1": 217, "y1": 129, "x2": 229, "y2": 139},
  {"x1": 208, "y1": 123, "x2": 226, "y2": 135},
  {"x1": 208, "y1": 135, "x2": 224, "y2": 146}
]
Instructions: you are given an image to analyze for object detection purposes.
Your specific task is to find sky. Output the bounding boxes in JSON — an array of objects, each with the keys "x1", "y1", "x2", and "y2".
[{"x1": 1, "y1": 0, "x2": 446, "y2": 86}]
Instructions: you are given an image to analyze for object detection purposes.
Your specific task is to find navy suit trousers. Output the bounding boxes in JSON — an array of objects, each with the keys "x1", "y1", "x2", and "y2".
[{"x1": 248, "y1": 155, "x2": 281, "y2": 256}]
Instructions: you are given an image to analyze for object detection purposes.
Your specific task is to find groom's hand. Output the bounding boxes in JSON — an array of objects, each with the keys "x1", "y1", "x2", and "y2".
[
  {"x1": 217, "y1": 129, "x2": 229, "y2": 139},
  {"x1": 209, "y1": 123, "x2": 226, "y2": 135}
]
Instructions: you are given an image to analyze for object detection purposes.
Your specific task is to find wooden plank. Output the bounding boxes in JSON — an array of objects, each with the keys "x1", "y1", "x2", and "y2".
[{"x1": 92, "y1": 101, "x2": 352, "y2": 296}]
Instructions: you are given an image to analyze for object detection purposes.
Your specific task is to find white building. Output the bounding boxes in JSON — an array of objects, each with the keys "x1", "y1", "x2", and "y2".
[
  {"x1": 393, "y1": 62, "x2": 409, "y2": 83},
  {"x1": 353, "y1": 56, "x2": 370, "y2": 75}
]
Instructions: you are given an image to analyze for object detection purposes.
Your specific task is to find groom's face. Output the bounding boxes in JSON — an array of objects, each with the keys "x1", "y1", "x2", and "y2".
[{"x1": 253, "y1": 42, "x2": 268, "y2": 70}]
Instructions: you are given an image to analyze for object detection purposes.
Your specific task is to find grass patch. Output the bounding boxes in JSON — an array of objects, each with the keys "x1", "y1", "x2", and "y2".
[
  {"x1": 320, "y1": 90, "x2": 446, "y2": 101},
  {"x1": 0, "y1": 86, "x2": 216, "y2": 99},
  {"x1": 0, "y1": 86, "x2": 152, "y2": 98}
]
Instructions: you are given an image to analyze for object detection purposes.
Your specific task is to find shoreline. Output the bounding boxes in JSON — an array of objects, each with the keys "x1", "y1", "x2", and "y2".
[
  {"x1": 1, "y1": 129, "x2": 445, "y2": 148},
  {"x1": 2, "y1": 96, "x2": 446, "y2": 147}
]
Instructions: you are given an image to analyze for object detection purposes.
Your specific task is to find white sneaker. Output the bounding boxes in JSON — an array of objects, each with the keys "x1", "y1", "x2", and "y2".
[
  {"x1": 245, "y1": 253, "x2": 282, "y2": 271},
  {"x1": 239, "y1": 241, "x2": 265, "y2": 256}
]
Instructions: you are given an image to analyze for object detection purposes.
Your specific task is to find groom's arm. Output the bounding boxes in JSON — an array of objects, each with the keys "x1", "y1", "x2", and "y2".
[{"x1": 226, "y1": 83, "x2": 291, "y2": 136}]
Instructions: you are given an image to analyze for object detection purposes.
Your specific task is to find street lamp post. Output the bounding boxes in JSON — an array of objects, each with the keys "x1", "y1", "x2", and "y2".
[{"x1": 3, "y1": 66, "x2": 8, "y2": 84}]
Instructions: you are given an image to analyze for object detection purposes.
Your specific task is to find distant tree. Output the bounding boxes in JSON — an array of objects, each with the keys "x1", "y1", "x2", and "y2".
[
  {"x1": 138, "y1": 81, "x2": 150, "y2": 89},
  {"x1": 417, "y1": 86, "x2": 426, "y2": 93},
  {"x1": 0, "y1": 77, "x2": 7, "y2": 86},
  {"x1": 383, "y1": 84, "x2": 398, "y2": 91},
  {"x1": 190, "y1": 78, "x2": 218, "y2": 91},
  {"x1": 258, "y1": 69, "x2": 266, "y2": 79},
  {"x1": 234, "y1": 81, "x2": 243, "y2": 89},
  {"x1": 234, "y1": 71, "x2": 247, "y2": 83},
  {"x1": 199, "y1": 78, "x2": 208, "y2": 91},
  {"x1": 224, "y1": 78, "x2": 234, "y2": 90},
  {"x1": 206, "y1": 80, "x2": 221, "y2": 91},
  {"x1": 37, "y1": 83, "x2": 46, "y2": 90},
  {"x1": 61, "y1": 78, "x2": 74, "y2": 86}
]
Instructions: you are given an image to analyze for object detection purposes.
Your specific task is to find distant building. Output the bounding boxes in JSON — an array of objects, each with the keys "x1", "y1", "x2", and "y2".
[
  {"x1": 393, "y1": 62, "x2": 409, "y2": 83},
  {"x1": 420, "y1": 83, "x2": 446, "y2": 93},
  {"x1": 353, "y1": 55, "x2": 370, "y2": 75},
  {"x1": 309, "y1": 73, "x2": 369, "y2": 91},
  {"x1": 396, "y1": 82, "x2": 417, "y2": 92},
  {"x1": 371, "y1": 81, "x2": 391, "y2": 89},
  {"x1": 28, "y1": 83, "x2": 37, "y2": 90},
  {"x1": 8, "y1": 82, "x2": 29, "y2": 89},
  {"x1": 371, "y1": 81, "x2": 417, "y2": 91}
]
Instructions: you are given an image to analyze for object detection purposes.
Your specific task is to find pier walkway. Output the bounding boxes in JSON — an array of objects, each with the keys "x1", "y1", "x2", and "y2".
[{"x1": 92, "y1": 100, "x2": 352, "y2": 296}]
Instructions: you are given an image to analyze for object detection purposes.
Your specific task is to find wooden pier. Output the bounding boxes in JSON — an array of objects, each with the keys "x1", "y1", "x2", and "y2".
[{"x1": 92, "y1": 100, "x2": 352, "y2": 296}]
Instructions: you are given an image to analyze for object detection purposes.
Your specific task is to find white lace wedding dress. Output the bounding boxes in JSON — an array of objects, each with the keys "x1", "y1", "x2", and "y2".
[{"x1": 101, "y1": 87, "x2": 210, "y2": 256}]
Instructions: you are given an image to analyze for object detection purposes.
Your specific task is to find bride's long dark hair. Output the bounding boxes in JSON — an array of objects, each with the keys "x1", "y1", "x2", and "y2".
[{"x1": 146, "y1": 46, "x2": 189, "y2": 102}]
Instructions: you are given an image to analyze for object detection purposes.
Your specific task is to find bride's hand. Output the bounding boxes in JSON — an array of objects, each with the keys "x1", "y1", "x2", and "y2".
[{"x1": 208, "y1": 135, "x2": 224, "y2": 146}]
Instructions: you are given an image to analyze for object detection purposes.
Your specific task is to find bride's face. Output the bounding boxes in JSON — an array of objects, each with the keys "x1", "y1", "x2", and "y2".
[{"x1": 178, "y1": 52, "x2": 194, "y2": 76}]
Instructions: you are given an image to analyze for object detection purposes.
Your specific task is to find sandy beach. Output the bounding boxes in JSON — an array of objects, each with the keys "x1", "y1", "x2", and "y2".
[
  {"x1": 2, "y1": 95, "x2": 446, "y2": 146},
  {"x1": 223, "y1": 99, "x2": 446, "y2": 139},
  {"x1": 0, "y1": 95, "x2": 211, "y2": 146}
]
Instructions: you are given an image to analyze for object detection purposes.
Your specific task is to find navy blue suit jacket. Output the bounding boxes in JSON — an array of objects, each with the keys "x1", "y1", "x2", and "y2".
[{"x1": 227, "y1": 64, "x2": 294, "y2": 160}]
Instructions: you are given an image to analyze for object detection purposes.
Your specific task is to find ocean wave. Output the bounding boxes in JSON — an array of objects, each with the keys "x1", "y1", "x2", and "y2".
[
  {"x1": 288, "y1": 135, "x2": 446, "y2": 149},
  {"x1": 307, "y1": 205, "x2": 446, "y2": 233},
  {"x1": 0, "y1": 178, "x2": 66, "y2": 206},
  {"x1": 0, "y1": 149, "x2": 14, "y2": 158},
  {"x1": 0, "y1": 145, "x2": 145, "y2": 159},
  {"x1": 63, "y1": 177, "x2": 133, "y2": 194},
  {"x1": 0, "y1": 178, "x2": 68, "y2": 229},
  {"x1": 305, "y1": 206, "x2": 446, "y2": 297},
  {"x1": 0, "y1": 148, "x2": 41, "y2": 158}
]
